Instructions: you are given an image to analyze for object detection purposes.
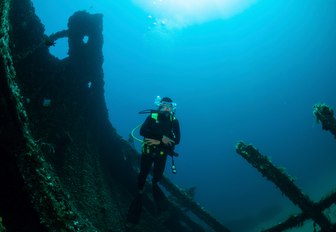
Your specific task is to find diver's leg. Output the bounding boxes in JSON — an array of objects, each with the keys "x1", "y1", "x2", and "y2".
[
  {"x1": 127, "y1": 153, "x2": 153, "y2": 225},
  {"x1": 152, "y1": 154, "x2": 168, "y2": 184},
  {"x1": 137, "y1": 153, "x2": 153, "y2": 193},
  {"x1": 152, "y1": 155, "x2": 169, "y2": 212}
]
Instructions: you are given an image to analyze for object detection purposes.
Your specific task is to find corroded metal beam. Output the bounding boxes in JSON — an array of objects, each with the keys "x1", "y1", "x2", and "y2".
[
  {"x1": 160, "y1": 176, "x2": 231, "y2": 232},
  {"x1": 236, "y1": 141, "x2": 334, "y2": 232},
  {"x1": 262, "y1": 191, "x2": 336, "y2": 232}
]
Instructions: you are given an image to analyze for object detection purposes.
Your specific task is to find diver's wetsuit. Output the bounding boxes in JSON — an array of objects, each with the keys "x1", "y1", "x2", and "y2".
[{"x1": 138, "y1": 112, "x2": 180, "y2": 191}]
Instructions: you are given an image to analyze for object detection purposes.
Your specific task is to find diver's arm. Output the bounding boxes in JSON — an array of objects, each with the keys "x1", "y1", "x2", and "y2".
[
  {"x1": 160, "y1": 119, "x2": 180, "y2": 149},
  {"x1": 172, "y1": 119, "x2": 181, "y2": 145}
]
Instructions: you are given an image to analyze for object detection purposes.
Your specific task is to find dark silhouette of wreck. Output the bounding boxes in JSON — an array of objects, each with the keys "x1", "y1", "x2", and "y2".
[{"x1": 1, "y1": 0, "x2": 335, "y2": 231}]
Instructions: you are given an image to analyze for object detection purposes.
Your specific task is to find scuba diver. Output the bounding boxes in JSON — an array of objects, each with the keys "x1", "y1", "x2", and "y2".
[{"x1": 126, "y1": 96, "x2": 181, "y2": 225}]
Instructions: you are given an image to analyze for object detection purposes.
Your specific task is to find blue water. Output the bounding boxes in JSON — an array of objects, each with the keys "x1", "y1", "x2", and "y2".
[{"x1": 32, "y1": 0, "x2": 336, "y2": 231}]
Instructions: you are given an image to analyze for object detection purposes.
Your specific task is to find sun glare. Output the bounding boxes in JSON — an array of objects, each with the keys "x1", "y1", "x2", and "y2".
[{"x1": 133, "y1": 0, "x2": 258, "y2": 28}]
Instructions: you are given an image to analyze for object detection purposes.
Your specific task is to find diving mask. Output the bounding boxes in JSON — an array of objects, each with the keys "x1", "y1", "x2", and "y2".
[{"x1": 154, "y1": 96, "x2": 177, "y2": 113}]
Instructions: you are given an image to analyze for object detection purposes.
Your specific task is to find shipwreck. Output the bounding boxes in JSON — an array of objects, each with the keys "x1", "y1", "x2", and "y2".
[{"x1": 1, "y1": 0, "x2": 335, "y2": 231}]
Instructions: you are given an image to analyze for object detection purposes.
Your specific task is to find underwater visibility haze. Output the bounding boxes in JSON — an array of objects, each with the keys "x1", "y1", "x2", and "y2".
[{"x1": 32, "y1": 0, "x2": 336, "y2": 231}]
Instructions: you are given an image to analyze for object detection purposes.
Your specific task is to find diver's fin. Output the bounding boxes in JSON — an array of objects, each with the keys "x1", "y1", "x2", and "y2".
[
  {"x1": 126, "y1": 194, "x2": 142, "y2": 224},
  {"x1": 152, "y1": 184, "x2": 169, "y2": 212}
]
